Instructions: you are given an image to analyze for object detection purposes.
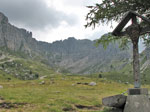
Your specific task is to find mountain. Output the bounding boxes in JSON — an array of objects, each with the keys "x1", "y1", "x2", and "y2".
[
  {"x1": 49, "y1": 38, "x2": 132, "y2": 74},
  {"x1": 0, "y1": 12, "x2": 132, "y2": 75},
  {"x1": 140, "y1": 45, "x2": 150, "y2": 76}
]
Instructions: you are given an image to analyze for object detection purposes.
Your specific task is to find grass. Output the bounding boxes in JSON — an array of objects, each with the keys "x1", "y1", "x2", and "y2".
[
  {"x1": 0, "y1": 48, "x2": 150, "y2": 111},
  {"x1": 0, "y1": 75, "x2": 135, "y2": 112},
  {"x1": 15, "y1": 58, "x2": 55, "y2": 76}
]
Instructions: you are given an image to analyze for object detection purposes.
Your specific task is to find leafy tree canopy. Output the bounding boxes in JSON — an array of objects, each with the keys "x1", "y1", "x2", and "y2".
[
  {"x1": 85, "y1": 0, "x2": 150, "y2": 48},
  {"x1": 86, "y1": 0, "x2": 150, "y2": 28}
]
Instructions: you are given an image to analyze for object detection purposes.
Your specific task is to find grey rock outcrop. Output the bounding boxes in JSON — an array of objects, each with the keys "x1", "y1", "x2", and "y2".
[
  {"x1": 0, "y1": 12, "x2": 132, "y2": 74},
  {"x1": 89, "y1": 82, "x2": 97, "y2": 86}
]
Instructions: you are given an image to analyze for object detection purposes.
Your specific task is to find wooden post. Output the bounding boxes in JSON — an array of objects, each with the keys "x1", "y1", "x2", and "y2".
[
  {"x1": 112, "y1": 11, "x2": 150, "y2": 88},
  {"x1": 132, "y1": 36, "x2": 140, "y2": 88},
  {"x1": 126, "y1": 15, "x2": 141, "y2": 88}
]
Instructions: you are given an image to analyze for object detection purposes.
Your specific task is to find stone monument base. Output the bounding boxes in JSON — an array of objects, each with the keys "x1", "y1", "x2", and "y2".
[
  {"x1": 123, "y1": 95, "x2": 150, "y2": 112},
  {"x1": 128, "y1": 88, "x2": 148, "y2": 95}
]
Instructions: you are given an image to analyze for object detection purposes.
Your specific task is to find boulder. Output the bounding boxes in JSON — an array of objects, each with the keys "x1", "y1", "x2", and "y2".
[
  {"x1": 102, "y1": 94, "x2": 127, "y2": 108},
  {"x1": 89, "y1": 82, "x2": 96, "y2": 86}
]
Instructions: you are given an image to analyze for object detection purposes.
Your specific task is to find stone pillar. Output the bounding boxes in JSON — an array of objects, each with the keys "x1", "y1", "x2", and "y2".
[
  {"x1": 123, "y1": 95, "x2": 150, "y2": 112},
  {"x1": 128, "y1": 88, "x2": 148, "y2": 95}
]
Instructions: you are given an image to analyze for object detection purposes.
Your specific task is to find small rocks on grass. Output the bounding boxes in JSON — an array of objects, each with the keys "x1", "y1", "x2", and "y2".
[{"x1": 89, "y1": 82, "x2": 96, "y2": 86}]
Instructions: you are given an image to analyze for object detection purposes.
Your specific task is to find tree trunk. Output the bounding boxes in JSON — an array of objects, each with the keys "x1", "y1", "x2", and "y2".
[{"x1": 132, "y1": 39, "x2": 140, "y2": 88}]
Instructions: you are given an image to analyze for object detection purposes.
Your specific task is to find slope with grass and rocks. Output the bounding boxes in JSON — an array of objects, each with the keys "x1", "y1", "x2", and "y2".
[
  {"x1": 0, "y1": 49, "x2": 56, "y2": 80},
  {"x1": 0, "y1": 11, "x2": 132, "y2": 75}
]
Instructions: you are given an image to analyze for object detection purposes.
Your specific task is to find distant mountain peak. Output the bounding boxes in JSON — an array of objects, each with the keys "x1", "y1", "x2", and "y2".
[{"x1": 0, "y1": 12, "x2": 8, "y2": 24}]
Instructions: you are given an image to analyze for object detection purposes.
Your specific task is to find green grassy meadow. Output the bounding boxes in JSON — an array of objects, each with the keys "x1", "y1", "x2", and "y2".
[
  {"x1": 0, "y1": 51, "x2": 150, "y2": 112},
  {"x1": 0, "y1": 74, "x2": 136, "y2": 112}
]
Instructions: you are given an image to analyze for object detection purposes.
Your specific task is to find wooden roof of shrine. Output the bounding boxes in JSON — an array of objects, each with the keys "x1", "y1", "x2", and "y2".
[{"x1": 112, "y1": 11, "x2": 150, "y2": 36}]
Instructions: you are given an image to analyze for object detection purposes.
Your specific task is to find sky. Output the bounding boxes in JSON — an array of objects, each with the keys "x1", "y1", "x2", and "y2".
[
  {"x1": 0, "y1": 0, "x2": 113, "y2": 43},
  {"x1": 0, "y1": 0, "x2": 145, "y2": 52}
]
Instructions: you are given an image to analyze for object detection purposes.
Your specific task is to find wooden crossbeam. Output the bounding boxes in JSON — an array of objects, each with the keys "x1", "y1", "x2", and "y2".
[
  {"x1": 130, "y1": 11, "x2": 150, "y2": 24},
  {"x1": 112, "y1": 11, "x2": 150, "y2": 36},
  {"x1": 112, "y1": 12, "x2": 133, "y2": 36}
]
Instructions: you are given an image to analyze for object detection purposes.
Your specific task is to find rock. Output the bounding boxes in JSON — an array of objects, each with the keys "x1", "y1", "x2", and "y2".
[
  {"x1": 124, "y1": 95, "x2": 150, "y2": 112},
  {"x1": 102, "y1": 94, "x2": 127, "y2": 108},
  {"x1": 39, "y1": 81, "x2": 45, "y2": 85},
  {"x1": 89, "y1": 82, "x2": 96, "y2": 86},
  {"x1": 77, "y1": 82, "x2": 82, "y2": 84},
  {"x1": 15, "y1": 74, "x2": 19, "y2": 76},
  {"x1": 0, "y1": 85, "x2": 3, "y2": 89},
  {"x1": 72, "y1": 84, "x2": 75, "y2": 86},
  {"x1": 39, "y1": 76, "x2": 47, "y2": 80},
  {"x1": 124, "y1": 82, "x2": 129, "y2": 84}
]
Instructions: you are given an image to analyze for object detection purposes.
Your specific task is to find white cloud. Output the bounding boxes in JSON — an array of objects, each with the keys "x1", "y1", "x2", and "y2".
[
  {"x1": 36, "y1": 0, "x2": 111, "y2": 42},
  {"x1": 0, "y1": 0, "x2": 112, "y2": 43}
]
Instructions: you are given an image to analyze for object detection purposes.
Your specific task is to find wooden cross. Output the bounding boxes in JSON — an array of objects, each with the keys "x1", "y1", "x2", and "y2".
[{"x1": 112, "y1": 11, "x2": 150, "y2": 88}]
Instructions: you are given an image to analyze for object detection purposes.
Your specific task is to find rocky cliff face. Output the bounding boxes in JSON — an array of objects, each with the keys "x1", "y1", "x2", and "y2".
[
  {"x1": 0, "y1": 12, "x2": 52, "y2": 56},
  {"x1": 49, "y1": 37, "x2": 132, "y2": 74},
  {"x1": 0, "y1": 12, "x2": 132, "y2": 74},
  {"x1": 140, "y1": 45, "x2": 150, "y2": 74}
]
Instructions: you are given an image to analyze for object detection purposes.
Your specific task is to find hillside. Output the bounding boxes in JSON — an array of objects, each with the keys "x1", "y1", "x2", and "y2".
[
  {"x1": 0, "y1": 49, "x2": 56, "y2": 80},
  {"x1": 140, "y1": 45, "x2": 150, "y2": 82},
  {"x1": 0, "y1": 12, "x2": 132, "y2": 75},
  {"x1": 50, "y1": 38, "x2": 132, "y2": 74}
]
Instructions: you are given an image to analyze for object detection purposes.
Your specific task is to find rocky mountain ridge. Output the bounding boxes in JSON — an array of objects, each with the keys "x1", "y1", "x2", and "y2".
[{"x1": 0, "y1": 12, "x2": 132, "y2": 74}]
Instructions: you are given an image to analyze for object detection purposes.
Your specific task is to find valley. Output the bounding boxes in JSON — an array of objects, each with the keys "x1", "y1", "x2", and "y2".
[{"x1": 0, "y1": 8, "x2": 149, "y2": 112}]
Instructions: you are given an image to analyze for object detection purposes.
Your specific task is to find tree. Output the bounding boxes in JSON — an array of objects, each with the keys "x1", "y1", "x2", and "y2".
[
  {"x1": 85, "y1": 0, "x2": 150, "y2": 28},
  {"x1": 85, "y1": 0, "x2": 150, "y2": 88}
]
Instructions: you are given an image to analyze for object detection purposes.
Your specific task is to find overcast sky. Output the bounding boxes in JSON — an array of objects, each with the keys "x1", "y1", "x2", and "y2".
[{"x1": 0, "y1": 0, "x2": 114, "y2": 43}]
